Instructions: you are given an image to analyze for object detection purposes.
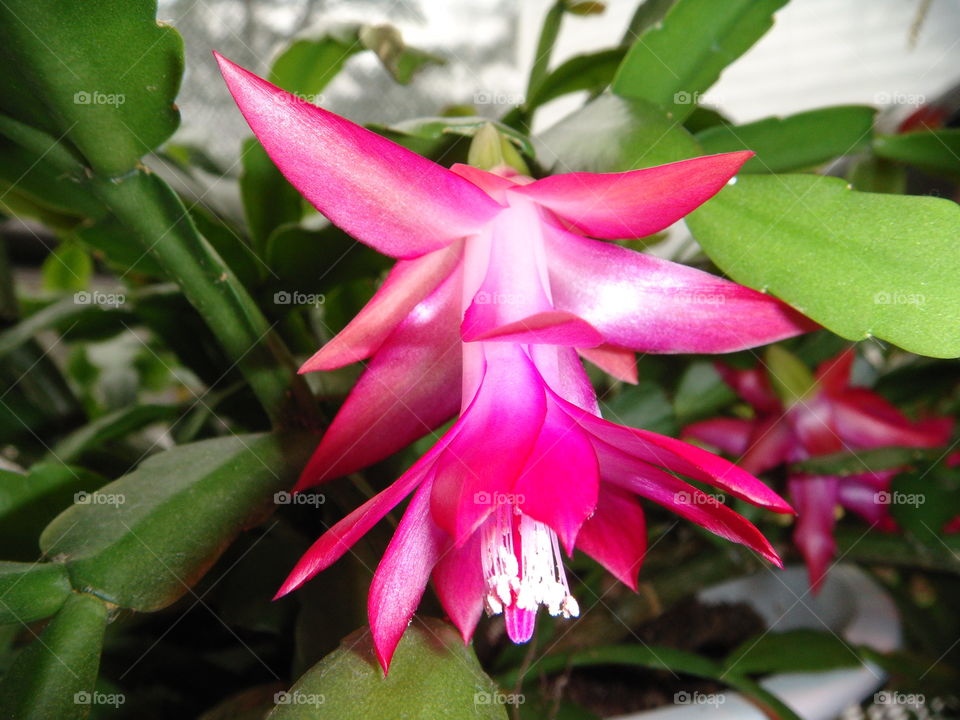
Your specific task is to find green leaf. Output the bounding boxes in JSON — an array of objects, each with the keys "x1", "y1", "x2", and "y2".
[
  {"x1": 46, "y1": 404, "x2": 178, "y2": 464},
  {"x1": 536, "y1": 94, "x2": 701, "y2": 173},
  {"x1": 674, "y1": 361, "x2": 736, "y2": 425},
  {"x1": 40, "y1": 243, "x2": 92, "y2": 293},
  {"x1": 846, "y1": 155, "x2": 907, "y2": 195},
  {"x1": 269, "y1": 25, "x2": 364, "y2": 96},
  {"x1": 358, "y1": 25, "x2": 445, "y2": 85},
  {"x1": 0, "y1": 561, "x2": 71, "y2": 625},
  {"x1": 601, "y1": 381, "x2": 676, "y2": 435},
  {"x1": 380, "y1": 116, "x2": 536, "y2": 158},
  {"x1": 0, "y1": 592, "x2": 108, "y2": 720},
  {"x1": 0, "y1": 464, "x2": 107, "y2": 561},
  {"x1": 725, "y1": 629, "x2": 862, "y2": 675},
  {"x1": 696, "y1": 106, "x2": 877, "y2": 173},
  {"x1": 528, "y1": 49, "x2": 624, "y2": 109},
  {"x1": 791, "y1": 446, "x2": 941, "y2": 476},
  {"x1": 686, "y1": 174, "x2": 960, "y2": 358},
  {"x1": 873, "y1": 129, "x2": 960, "y2": 180},
  {"x1": 764, "y1": 345, "x2": 816, "y2": 407},
  {"x1": 835, "y1": 526, "x2": 960, "y2": 574},
  {"x1": 271, "y1": 617, "x2": 507, "y2": 720},
  {"x1": 889, "y1": 464, "x2": 960, "y2": 540},
  {"x1": 0, "y1": 0, "x2": 182, "y2": 177},
  {"x1": 74, "y1": 215, "x2": 168, "y2": 277},
  {"x1": 240, "y1": 138, "x2": 303, "y2": 253},
  {"x1": 526, "y1": 2, "x2": 566, "y2": 107},
  {"x1": 612, "y1": 0, "x2": 787, "y2": 121},
  {"x1": 39, "y1": 433, "x2": 312, "y2": 611}
]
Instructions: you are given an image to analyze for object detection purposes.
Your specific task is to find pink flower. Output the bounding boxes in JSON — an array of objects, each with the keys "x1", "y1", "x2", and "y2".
[
  {"x1": 685, "y1": 348, "x2": 952, "y2": 590},
  {"x1": 217, "y1": 54, "x2": 810, "y2": 671}
]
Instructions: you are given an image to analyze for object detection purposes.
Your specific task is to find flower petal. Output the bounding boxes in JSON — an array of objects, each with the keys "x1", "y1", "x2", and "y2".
[
  {"x1": 837, "y1": 471, "x2": 897, "y2": 525},
  {"x1": 216, "y1": 54, "x2": 500, "y2": 258},
  {"x1": 739, "y1": 415, "x2": 794, "y2": 476},
  {"x1": 789, "y1": 474, "x2": 839, "y2": 593},
  {"x1": 512, "y1": 152, "x2": 753, "y2": 239},
  {"x1": 576, "y1": 485, "x2": 647, "y2": 590},
  {"x1": 276, "y1": 456, "x2": 437, "y2": 598},
  {"x1": 515, "y1": 401, "x2": 600, "y2": 554},
  {"x1": 301, "y1": 242, "x2": 462, "y2": 372},
  {"x1": 599, "y1": 442, "x2": 782, "y2": 566},
  {"x1": 554, "y1": 391, "x2": 793, "y2": 513},
  {"x1": 578, "y1": 345, "x2": 638, "y2": 384},
  {"x1": 450, "y1": 163, "x2": 518, "y2": 203},
  {"x1": 683, "y1": 417, "x2": 755, "y2": 457},
  {"x1": 432, "y1": 531, "x2": 486, "y2": 644},
  {"x1": 430, "y1": 344, "x2": 547, "y2": 545},
  {"x1": 369, "y1": 480, "x2": 447, "y2": 672},
  {"x1": 716, "y1": 364, "x2": 781, "y2": 413},
  {"x1": 832, "y1": 390, "x2": 953, "y2": 449},
  {"x1": 463, "y1": 309, "x2": 604, "y2": 346},
  {"x1": 814, "y1": 348, "x2": 855, "y2": 394},
  {"x1": 545, "y1": 224, "x2": 815, "y2": 353},
  {"x1": 296, "y1": 266, "x2": 462, "y2": 488}
]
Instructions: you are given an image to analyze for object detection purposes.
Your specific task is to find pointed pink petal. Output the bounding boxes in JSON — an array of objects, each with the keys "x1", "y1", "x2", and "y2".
[
  {"x1": 578, "y1": 345, "x2": 638, "y2": 384},
  {"x1": 545, "y1": 224, "x2": 815, "y2": 353},
  {"x1": 463, "y1": 309, "x2": 604, "y2": 346},
  {"x1": 577, "y1": 485, "x2": 647, "y2": 590},
  {"x1": 814, "y1": 348, "x2": 855, "y2": 394},
  {"x1": 432, "y1": 531, "x2": 486, "y2": 645},
  {"x1": 296, "y1": 266, "x2": 462, "y2": 488},
  {"x1": 515, "y1": 401, "x2": 600, "y2": 554},
  {"x1": 791, "y1": 394, "x2": 843, "y2": 456},
  {"x1": 301, "y1": 242, "x2": 462, "y2": 372},
  {"x1": 531, "y1": 345, "x2": 601, "y2": 415},
  {"x1": 599, "y1": 442, "x2": 782, "y2": 566},
  {"x1": 430, "y1": 344, "x2": 547, "y2": 545},
  {"x1": 369, "y1": 480, "x2": 447, "y2": 672},
  {"x1": 832, "y1": 390, "x2": 952, "y2": 449},
  {"x1": 716, "y1": 364, "x2": 781, "y2": 413},
  {"x1": 505, "y1": 605, "x2": 536, "y2": 643},
  {"x1": 215, "y1": 54, "x2": 500, "y2": 258},
  {"x1": 789, "y1": 475, "x2": 839, "y2": 594},
  {"x1": 276, "y1": 457, "x2": 436, "y2": 598},
  {"x1": 837, "y1": 472, "x2": 897, "y2": 525},
  {"x1": 683, "y1": 417, "x2": 755, "y2": 457},
  {"x1": 739, "y1": 415, "x2": 794, "y2": 476},
  {"x1": 511, "y1": 152, "x2": 753, "y2": 239},
  {"x1": 553, "y1": 391, "x2": 793, "y2": 513},
  {"x1": 451, "y1": 163, "x2": 518, "y2": 203}
]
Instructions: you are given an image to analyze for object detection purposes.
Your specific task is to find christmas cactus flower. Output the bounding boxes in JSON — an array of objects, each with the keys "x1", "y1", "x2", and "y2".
[
  {"x1": 217, "y1": 54, "x2": 812, "y2": 670},
  {"x1": 685, "y1": 347, "x2": 953, "y2": 590}
]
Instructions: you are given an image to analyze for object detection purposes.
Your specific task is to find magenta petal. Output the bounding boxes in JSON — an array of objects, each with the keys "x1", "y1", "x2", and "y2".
[
  {"x1": 215, "y1": 54, "x2": 499, "y2": 258},
  {"x1": 301, "y1": 243, "x2": 462, "y2": 372},
  {"x1": 716, "y1": 364, "x2": 781, "y2": 413},
  {"x1": 600, "y1": 442, "x2": 782, "y2": 566},
  {"x1": 462, "y1": 309, "x2": 604, "y2": 347},
  {"x1": 515, "y1": 401, "x2": 600, "y2": 554},
  {"x1": 430, "y1": 344, "x2": 547, "y2": 544},
  {"x1": 530, "y1": 345, "x2": 601, "y2": 415},
  {"x1": 432, "y1": 531, "x2": 486, "y2": 644},
  {"x1": 369, "y1": 480, "x2": 447, "y2": 672},
  {"x1": 684, "y1": 417, "x2": 755, "y2": 457},
  {"x1": 789, "y1": 475, "x2": 839, "y2": 593},
  {"x1": 576, "y1": 485, "x2": 647, "y2": 591},
  {"x1": 814, "y1": 348, "x2": 855, "y2": 394},
  {"x1": 739, "y1": 415, "x2": 793, "y2": 476},
  {"x1": 512, "y1": 152, "x2": 753, "y2": 239},
  {"x1": 451, "y1": 163, "x2": 518, "y2": 203},
  {"x1": 791, "y1": 394, "x2": 843, "y2": 456},
  {"x1": 296, "y1": 267, "x2": 462, "y2": 488},
  {"x1": 832, "y1": 390, "x2": 952, "y2": 449},
  {"x1": 578, "y1": 345, "x2": 638, "y2": 384},
  {"x1": 837, "y1": 472, "x2": 897, "y2": 525},
  {"x1": 504, "y1": 605, "x2": 536, "y2": 643},
  {"x1": 276, "y1": 458, "x2": 435, "y2": 598},
  {"x1": 554, "y1": 391, "x2": 793, "y2": 513},
  {"x1": 545, "y1": 224, "x2": 814, "y2": 353}
]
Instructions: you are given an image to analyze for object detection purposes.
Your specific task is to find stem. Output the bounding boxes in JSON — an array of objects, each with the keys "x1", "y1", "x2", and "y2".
[
  {"x1": 91, "y1": 169, "x2": 316, "y2": 430},
  {"x1": 525, "y1": 1, "x2": 566, "y2": 113}
]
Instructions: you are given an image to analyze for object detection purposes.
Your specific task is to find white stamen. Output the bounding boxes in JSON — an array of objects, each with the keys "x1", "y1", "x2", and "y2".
[{"x1": 480, "y1": 504, "x2": 579, "y2": 621}]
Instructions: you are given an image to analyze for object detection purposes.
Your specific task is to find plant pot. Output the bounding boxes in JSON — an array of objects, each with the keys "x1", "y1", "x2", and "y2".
[{"x1": 610, "y1": 564, "x2": 901, "y2": 720}]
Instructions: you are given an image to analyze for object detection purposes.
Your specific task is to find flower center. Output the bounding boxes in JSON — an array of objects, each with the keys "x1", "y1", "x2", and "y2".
[{"x1": 479, "y1": 503, "x2": 579, "y2": 620}]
